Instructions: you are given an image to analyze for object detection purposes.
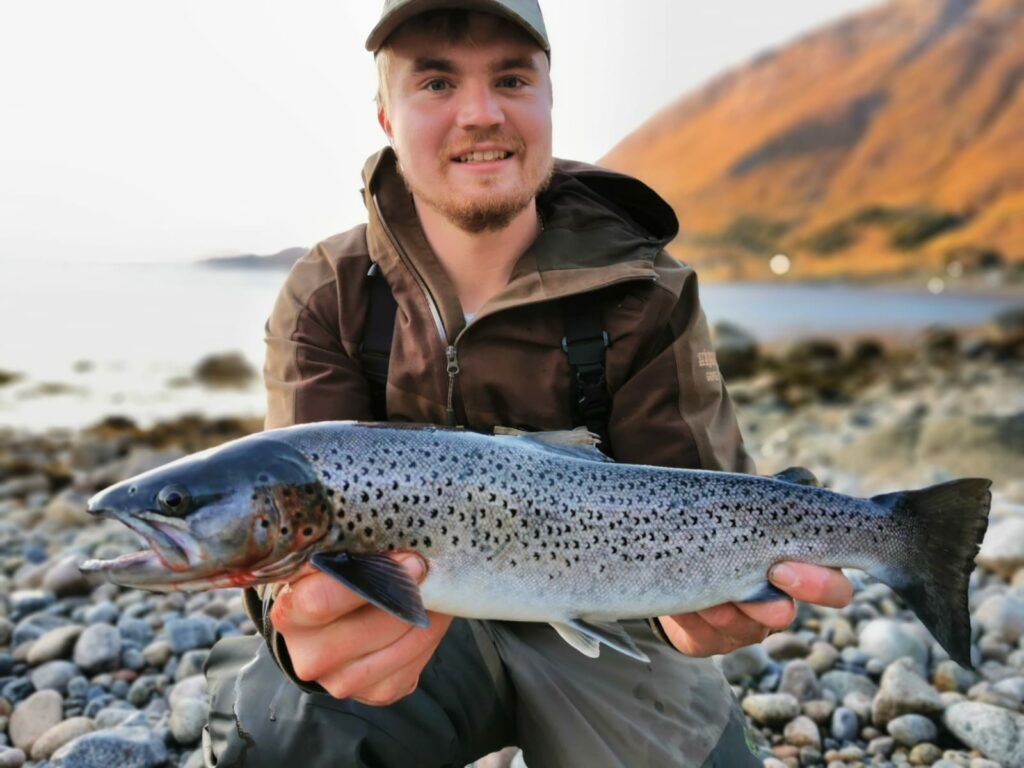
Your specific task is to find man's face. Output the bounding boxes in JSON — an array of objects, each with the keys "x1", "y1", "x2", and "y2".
[{"x1": 378, "y1": 14, "x2": 553, "y2": 233}]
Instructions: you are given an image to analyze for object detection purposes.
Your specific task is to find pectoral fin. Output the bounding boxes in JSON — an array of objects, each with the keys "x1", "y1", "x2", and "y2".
[
  {"x1": 550, "y1": 619, "x2": 650, "y2": 662},
  {"x1": 310, "y1": 552, "x2": 429, "y2": 627}
]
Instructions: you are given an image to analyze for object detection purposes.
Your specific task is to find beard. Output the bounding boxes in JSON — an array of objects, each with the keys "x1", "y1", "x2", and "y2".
[{"x1": 397, "y1": 135, "x2": 554, "y2": 234}]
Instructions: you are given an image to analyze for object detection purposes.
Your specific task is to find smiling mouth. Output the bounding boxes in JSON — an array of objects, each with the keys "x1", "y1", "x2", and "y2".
[{"x1": 453, "y1": 150, "x2": 513, "y2": 163}]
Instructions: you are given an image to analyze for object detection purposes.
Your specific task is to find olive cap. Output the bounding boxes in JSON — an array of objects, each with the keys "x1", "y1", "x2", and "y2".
[{"x1": 366, "y1": 0, "x2": 549, "y2": 54}]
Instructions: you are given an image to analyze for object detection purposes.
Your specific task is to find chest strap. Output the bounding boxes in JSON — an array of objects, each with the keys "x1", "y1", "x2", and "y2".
[
  {"x1": 357, "y1": 266, "x2": 612, "y2": 454},
  {"x1": 359, "y1": 263, "x2": 397, "y2": 421}
]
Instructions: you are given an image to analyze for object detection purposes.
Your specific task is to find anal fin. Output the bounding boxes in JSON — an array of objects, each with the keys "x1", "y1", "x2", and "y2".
[
  {"x1": 551, "y1": 619, "x2": 650, "y2": 662},
  {"x1": 310, "y1": 552, "x2": 429, "y2": 628}
]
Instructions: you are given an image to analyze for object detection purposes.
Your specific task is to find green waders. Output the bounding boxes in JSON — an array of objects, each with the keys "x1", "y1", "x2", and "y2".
[{"x1": 203, "y1": 620, "x2": 763, "y2": 768}]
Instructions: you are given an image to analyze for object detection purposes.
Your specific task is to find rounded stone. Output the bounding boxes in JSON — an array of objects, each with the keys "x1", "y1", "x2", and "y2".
[
  {"x1": 933, "y1": 659, "x2": 980, "y2": 693},
  {"x1": 72, "y1": 623, "x2": 122, "y2": 673},
  {"x1": 975, "y1": 594, "x2": 1024, "y2": 643},
  {"x1": 164, "y1": 617, "x2": 217, "y2": 654},
  {"x1": 82, "y1": 602, "x2": 119, "y2": 625},
  {"x1": 0, "y1": 747, "x2": 26, "y2": 768},
  {"x1": 741, "y1": 693, "x2": 801, "y2": 726},
  {"x1": 872, "y1": 658, "x2": 944, "y2": 727},
  {"x1": 783, "y1": 715, "x2": 821, "y2": 749},
  {"x1": 779, "y1": 660, "x2": 821, "y2": 701},
  {"x1": 820, "y1": 670, "x2": 879, "y2": 701},
  {"x1": 29, "y1": 717, "x2": 96, "y2": 760},
  {"x1": 859, "y1": 619, "x2": 929, "y2": 672},
  {"x1": 830, "y1": 706, "x2": 859, "y2": 742},
  {"x1": 762, "y1": 632, "x2": 810, "y2": 661},
  {"x1": 717, "y1": 644, "x2": 770, "y2": 683},
  {"x1": 26, "y1": 624, "x2": 84, "y2": 666},
  {"x1": 887, "y1": 713, "x2": 938, "y2": 746},
  {"x1": 29, "y1": 660, "x2": 79, "y2": 694},
  {"x1": 49, "y1": 725, "x2": 169, "y2": 768},
  {"x1": 168, "y1": 675, "x2": 207, "y2": 708},
  {"x1": 943, "y1": 701, "x2": 1024, "y2": 767},
  {"x1": 169, "y1": 698, "x2": 208, "y2": 745},
  {"x1": 9, "y1": 690, "x2": 63, "y2": 752},
  {"x1": 174, "y1": 650, "x2": 209, "y2": 682},
  {"x1": 41, "y1": 554, "x2": 91, "y2": 597},
  {"x1": 141, "y1": 640, "x2": 172, "y2": 669},
  {"x1": 909, "y1": 742, "x2": 943, "y2": 765},
  {"x1": 977, "y1": 518, "x2": 1024, "y2": 577}
]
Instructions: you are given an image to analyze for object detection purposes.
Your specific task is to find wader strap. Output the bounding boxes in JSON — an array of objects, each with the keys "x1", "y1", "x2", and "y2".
[
  {"x1": 561, "y1": 294, "x2": 612, "y2": 455},
  {"x1": 359, "y1": 262, "x2": 396, "y2": 421}
]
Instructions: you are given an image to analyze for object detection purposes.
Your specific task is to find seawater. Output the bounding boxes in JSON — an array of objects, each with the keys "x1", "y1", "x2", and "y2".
[{"x1": 0, "y1": 259, "x2": 1020, "y2": 430}]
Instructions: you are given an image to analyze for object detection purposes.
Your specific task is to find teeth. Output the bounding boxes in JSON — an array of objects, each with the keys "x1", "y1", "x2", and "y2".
[{"x1": 457, "y1": 150, "x2": 510, "y2": 163}]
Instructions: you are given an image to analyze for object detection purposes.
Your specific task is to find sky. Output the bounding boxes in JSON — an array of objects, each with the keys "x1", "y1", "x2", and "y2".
[{"x1": 0, "y1": 0, "x2": 880, "y2": 264}]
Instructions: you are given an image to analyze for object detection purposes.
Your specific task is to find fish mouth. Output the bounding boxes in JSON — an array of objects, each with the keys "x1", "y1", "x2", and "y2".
[{"x1": 82, "y1": 508, "x2": 196, "y2": 576}]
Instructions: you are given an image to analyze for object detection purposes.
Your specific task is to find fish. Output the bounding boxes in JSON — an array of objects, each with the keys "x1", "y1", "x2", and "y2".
[{"x1": 80, "y1": 422, "x2": 992, "y2": 667}]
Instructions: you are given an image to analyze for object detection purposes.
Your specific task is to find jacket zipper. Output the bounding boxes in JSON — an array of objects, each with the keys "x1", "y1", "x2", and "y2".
[{"x1": 373, "y1": 193, "x2": 464, "y2": 425}]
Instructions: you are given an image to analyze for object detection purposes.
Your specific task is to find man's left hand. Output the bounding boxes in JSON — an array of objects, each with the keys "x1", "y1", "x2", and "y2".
[{"x1": 656, "y1": 562, "x2": 853, "y2": 656}]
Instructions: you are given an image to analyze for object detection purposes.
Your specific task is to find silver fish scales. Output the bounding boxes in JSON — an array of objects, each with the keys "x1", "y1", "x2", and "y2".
[{"x1": 81, "y1": 422, "x2": 991, "y2": 667}]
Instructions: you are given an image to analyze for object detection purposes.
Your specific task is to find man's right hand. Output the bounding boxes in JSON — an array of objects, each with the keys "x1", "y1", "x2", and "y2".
[{"x1": 269, "y1": 553, "x2": 453, "y2": 705}]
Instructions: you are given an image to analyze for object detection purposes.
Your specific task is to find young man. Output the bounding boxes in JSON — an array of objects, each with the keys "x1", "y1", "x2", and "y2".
[{"x1": 203, "y1": 2, "x2": 852, "y2": 766}]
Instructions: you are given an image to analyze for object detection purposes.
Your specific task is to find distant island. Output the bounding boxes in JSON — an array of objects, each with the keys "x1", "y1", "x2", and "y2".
[{"x1": 199, "y1": 246, "x2": 306, "y2": 270}]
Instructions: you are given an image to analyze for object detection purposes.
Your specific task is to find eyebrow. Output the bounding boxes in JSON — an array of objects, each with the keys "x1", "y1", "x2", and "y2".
[{"x1": 411, "y1": 56, "x2": 539, "y2": 75}]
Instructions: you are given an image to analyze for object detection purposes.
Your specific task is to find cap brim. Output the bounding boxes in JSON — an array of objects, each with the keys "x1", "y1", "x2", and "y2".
[{"x1": 365, "y1": 0, "x2": 549, "y2": 53}]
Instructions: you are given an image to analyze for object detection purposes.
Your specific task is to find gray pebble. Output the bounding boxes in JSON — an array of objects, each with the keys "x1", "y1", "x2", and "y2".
[
  {"x1": 49, "y1": 725, "x2": 169, "y2": 768},
  {"x1": 72, "y1": 624, "x2": 121, "y2": 673},
  {"x1": 82, "y1": 602, "x2": 119, "y2": 625},
  {"x1": 29, "y1": 661, "x2": 78, "y2": 694},
  {"x1": 117, "y1": 618, "x2": 154, "y2": 648},
  {"x1": 886, "y1": 713, "x2": 937, "y2": 746},
  {"x1": 871, "y1": 658, "x2": 944, "y2": 727},
  {"x1": 10, "y1": 590, "x2": 56, "y2": 618},
  {"x1": 943, "y1": 701, "x2": 1024, "y2": 766},
  {"x1": 820, "y1": 670, "x2": 879, "y2": 701},
  {"x1": 93, "y1": 705, "x2": 136, "y2": 730},
  {"x1": 830, "y1": 706, "x2": 859, "y2": 741},
  {"x1": 717, "y1": 645, "x2": 770, "y2": 683},
  {"x1": 779, "y1": 660, "x2": 820, "y2": 701},
  {"x1": 975, "y1": 594, "x2": 1024, "y2": 643},
  {"x1": 169, "y1": 699, "x2": 208, "y2": 745},
  {"x1": 26, "y1": 625, "x2": 84, "y2": 666},
  {"x1": 174, "y1": 650, "x2": 209, "y2": 683},
  {"x1": 0, "y1": 747, "x2": 26, "y2": 768},
  {"x1": 164, "y1": 617, "x2": 217, "y2": 654},
  {"x1": 741, "y1": 693, "x2": 800, "y2": 726}
]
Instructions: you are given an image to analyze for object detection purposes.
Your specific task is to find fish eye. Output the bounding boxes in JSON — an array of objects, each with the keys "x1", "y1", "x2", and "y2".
[{"x1": 157, "y1": 485, "x2": 192, "y2": 515}]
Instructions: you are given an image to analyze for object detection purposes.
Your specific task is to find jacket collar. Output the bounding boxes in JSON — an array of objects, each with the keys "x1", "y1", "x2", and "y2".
[{"x1": 361, "y1": 147, "x2": 678, "y2": 331}]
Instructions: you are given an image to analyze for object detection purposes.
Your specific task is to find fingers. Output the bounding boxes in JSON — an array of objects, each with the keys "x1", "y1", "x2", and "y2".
[
  {"x1": 271, "y1": 552, "x2": 426, "y2": 631},
  {"x1": 769, "y1": 562, "x2": 853, "y2": 608},
  {"x1": 318, "y1": 612, "x2": 453, "y2": 702},
  {"x1": 284, "y1": 602, "x2": 419, "y2": 683}
]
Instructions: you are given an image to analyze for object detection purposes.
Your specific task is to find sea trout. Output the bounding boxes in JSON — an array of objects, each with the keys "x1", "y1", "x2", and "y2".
[{"x1": 80, "y1": 422, "x2": 991, "y2": 667}]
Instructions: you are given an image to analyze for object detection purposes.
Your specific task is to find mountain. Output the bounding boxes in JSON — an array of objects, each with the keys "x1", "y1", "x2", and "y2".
[
  {"x1": 601, "y1": 0, "x2": 1024, "y2": 281},
  {"x1": 200, "y1": 247, "x2": 306, "y2": 270}
]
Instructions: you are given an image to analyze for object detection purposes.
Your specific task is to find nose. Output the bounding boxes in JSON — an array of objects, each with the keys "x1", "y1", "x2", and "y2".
[{"x1": 455, "y1": 82, "x2": 505, "y2": 130}]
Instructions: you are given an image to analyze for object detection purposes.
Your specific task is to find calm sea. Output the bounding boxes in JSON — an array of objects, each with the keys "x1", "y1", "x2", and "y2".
[{"x1": 0, "y1": 259, "x2": 1020, "y2": 430}]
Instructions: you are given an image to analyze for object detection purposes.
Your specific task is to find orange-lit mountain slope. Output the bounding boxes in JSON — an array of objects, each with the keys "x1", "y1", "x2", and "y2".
[{"x1": 601, "y1": 0, "x2": 1024, "y2": 280}]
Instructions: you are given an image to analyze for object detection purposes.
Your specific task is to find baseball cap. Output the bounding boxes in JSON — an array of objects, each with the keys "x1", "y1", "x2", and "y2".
[{"x1": 365, "y1": 0, "x2": 549, "y2": 54}]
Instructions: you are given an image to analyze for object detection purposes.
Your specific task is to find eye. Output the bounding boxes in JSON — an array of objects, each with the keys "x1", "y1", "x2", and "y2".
[
  {"x1": 424, "y1": 78, "x2": 450, "y2": 93},
  {"x1": 497, "y1": 75, "x2": 525, "y2": 89},
  {"x1": 157, "y1": 485, "x2": 192, "y2": 515}
]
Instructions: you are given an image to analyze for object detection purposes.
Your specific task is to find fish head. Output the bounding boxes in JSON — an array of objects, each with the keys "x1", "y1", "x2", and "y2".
[{"x1": 80, "y1": 435, "x2": 332, "y2": 590}]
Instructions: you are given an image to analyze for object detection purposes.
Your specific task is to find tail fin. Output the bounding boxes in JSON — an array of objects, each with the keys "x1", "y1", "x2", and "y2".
[{"x1": 867, "y1": 478, "x2": 991, "y2": 669}]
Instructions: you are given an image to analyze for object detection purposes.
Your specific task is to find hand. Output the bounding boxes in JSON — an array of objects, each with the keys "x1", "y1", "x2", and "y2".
[
  {"x1": 656, "y1": 562, "x2": 853, "y2": 656},
  {"x1": 269, "y1": 553, "x2": 453, "y2": 704}
]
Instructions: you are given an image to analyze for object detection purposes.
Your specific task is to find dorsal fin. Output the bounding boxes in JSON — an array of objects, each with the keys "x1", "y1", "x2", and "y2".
[{"x1": 495, "y1": 427, "x2": 612, "y2": 463}]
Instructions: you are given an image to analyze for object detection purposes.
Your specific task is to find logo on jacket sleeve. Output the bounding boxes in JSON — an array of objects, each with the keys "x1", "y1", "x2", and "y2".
[{"x1": 697, "y1": 349, "x2": 721, "y2": 383}]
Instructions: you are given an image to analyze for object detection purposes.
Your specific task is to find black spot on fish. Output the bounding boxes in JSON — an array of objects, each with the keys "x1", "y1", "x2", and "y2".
[{"x1": 303, "y1": 527, "x2": 313, "y2": 536}]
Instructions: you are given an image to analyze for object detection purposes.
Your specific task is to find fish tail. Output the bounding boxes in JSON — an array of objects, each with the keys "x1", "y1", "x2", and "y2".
[{"x1": 867, "y1": 478, "x2": 991, "y2": 669}]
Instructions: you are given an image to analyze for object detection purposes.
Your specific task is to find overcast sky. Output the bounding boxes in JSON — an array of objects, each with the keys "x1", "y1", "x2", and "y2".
[{"x1": 0, "y1": 0, "x2": 879, "y2": 264}]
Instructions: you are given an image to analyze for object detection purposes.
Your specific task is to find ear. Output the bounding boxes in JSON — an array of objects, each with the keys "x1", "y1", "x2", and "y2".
[{"x1": 377, "y1": 106, "x2": 394, "y2": 143}]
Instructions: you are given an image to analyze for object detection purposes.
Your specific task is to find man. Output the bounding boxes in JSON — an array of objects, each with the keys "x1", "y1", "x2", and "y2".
[{"x1": 203, "y1": 2, "x2": 852, "y2": 766}]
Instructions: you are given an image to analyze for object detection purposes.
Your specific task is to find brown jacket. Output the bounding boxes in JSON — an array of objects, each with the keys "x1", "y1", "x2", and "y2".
[{"x1": 248, "y1": 146, "x2": 754, "y2": 690}]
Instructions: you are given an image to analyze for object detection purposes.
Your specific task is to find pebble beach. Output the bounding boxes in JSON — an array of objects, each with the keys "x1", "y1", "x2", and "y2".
[{"x1": 0, "y1": 310, "x2": 1022, "y2": 768}]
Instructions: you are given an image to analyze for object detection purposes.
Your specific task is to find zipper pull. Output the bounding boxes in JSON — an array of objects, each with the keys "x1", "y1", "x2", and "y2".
[{"x1": 445, "y1": 345, "x2": 460, "y2": 426}]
